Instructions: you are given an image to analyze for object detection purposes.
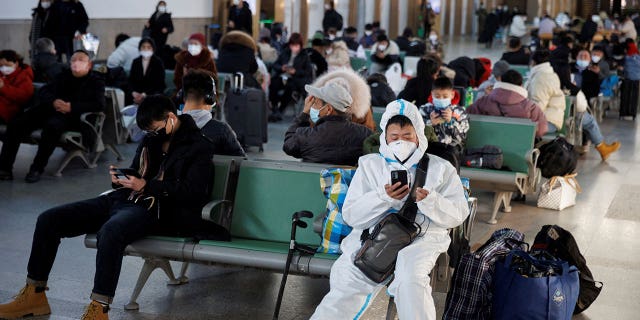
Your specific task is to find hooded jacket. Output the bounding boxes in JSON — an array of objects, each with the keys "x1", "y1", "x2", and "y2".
[
  {"x1": 309, "y1": 68, "x2": 376, "y2": 131},
  {"x1": 327, "y1": 41, "x2": 351, "y2": 71},
  {"x1": 509, "y1": 15, "x2": 528, "y2": 37},
  {"x1": 468, "y1": 81, "x2": 548, "y2": 137},
  {"x1": 525, "y1": 62, "x2": 566, "y2": 129},
  {"x1": 343, "y1": 99, "x2": 469, "y2": 233},
  {"x1": 217, "y1": 31, "x2": 259, "y2": 76},
  {"x1": 0, "y1": 65, "x2": 34, "y2": 123}
]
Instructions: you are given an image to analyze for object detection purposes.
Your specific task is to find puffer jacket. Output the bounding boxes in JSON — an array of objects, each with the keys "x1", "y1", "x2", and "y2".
[
  {"x1": 0, "y1": 65, "x2": 34, "y2": 123},
  {"x1": 283, "y1": 113, "x2": 372, "y2": 166},
  {"x1": 217, "y1": 31, "x2": 260, "y2": 88},
  {"x1": 327, "y1": 40, "x2": 351, "y2": 71},
  {"x1": 309, "y1": 68, "x2": 375, "y2": 131},
  {"x1": 468, "y1": 81, "x2": 548, "y2": 137},
  {"x1": 525, "y1": 62, "x2": 566, "y2": 129}
]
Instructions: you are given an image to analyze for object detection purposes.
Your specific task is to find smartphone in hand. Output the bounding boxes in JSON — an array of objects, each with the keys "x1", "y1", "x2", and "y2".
[
  {"x1": 113, "y1": 168, "x2": 141, "y2": 180},
  {"x1": 390, "y1": 170, "x2": 408, "y2": 189}
]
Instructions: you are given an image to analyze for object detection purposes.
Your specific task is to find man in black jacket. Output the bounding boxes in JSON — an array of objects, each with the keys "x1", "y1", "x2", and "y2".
[
  {"x1": 322, "y1": 1, "x2": 343, "y2": 34},
  {"x1": 283, "y1": 82, "x2": 372, "y2": 166},
  {"x1": 0, "y1": 50, "x2": 105, "y2": 182},
  {"x1": 181, "y1": 69, "x2": 245, "y2": 156},
  {"x1": 228, "y1": 0, "x2": 253, "y2": 35},
  {"x1": 0, "y1": 95, "x2": 227, "y2": 319}
]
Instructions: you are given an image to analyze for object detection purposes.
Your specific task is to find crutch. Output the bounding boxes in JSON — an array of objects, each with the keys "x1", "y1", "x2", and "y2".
[{"x1": 273, "y1": 210, "x2": 315, "y2": 320}]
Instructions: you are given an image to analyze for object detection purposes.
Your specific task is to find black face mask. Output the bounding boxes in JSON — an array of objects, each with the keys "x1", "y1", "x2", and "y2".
[{"x1": 146, "y1": 119, "x2": 170, "y2": 140}]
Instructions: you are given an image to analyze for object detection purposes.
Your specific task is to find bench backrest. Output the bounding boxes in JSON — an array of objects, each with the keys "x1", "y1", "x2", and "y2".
[
  {"x1": 230, "y1": 160, "x2": 328, "y2": 246},
  {"x1": 164, "y1": 70, "x2": 176, "y2": 96},
  {"x1": 511, "y1": 65, "x2": 530, "y2": 78},
  {"x1": 372, "y1": 106, "x2": 386, "y2": 131},
  {"x1": 465, "y1": 115, "x2": 536, "y2": 173}
]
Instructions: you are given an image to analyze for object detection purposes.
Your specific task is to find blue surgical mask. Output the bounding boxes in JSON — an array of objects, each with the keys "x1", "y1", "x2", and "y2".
[
  {"x1": 309, "y1": 106, "x2": 325, "y2": 123},
  {"x1": 433, "y1": 98, "x2": 451, "y2": 110},
  {"x1": 576, "y1": 59, "x2": 590, "y2": 69}
]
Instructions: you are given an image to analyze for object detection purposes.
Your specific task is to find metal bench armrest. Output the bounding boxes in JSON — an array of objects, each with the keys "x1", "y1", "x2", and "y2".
[
  {"x1": 201, "y1": 199, "x2": 232, "y2": 226},
  {"x1": 80, "y1": 111, "x2": 106, "y2": 152}
]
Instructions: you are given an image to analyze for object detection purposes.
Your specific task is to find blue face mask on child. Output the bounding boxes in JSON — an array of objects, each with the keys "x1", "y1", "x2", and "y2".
[{"x1": 433, "y1": 98, "x2": 451, "y2": 110}]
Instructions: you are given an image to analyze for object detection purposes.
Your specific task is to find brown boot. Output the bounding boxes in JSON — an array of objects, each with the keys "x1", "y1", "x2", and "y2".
[
  {"x1": 596, "y1": 141, "x2": 621, "y2": 161},
  {"x1": 80, "y1": 300, "x2": 109, "y2": 320},
  {"x1": 0, "y1": 284, "x2": 51, "y2": 319}
]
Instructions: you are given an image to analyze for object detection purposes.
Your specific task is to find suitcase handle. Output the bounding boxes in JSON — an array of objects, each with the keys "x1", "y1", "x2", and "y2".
[{"x1": 233, "y1": 72, "x2": 244, "y2": 93}]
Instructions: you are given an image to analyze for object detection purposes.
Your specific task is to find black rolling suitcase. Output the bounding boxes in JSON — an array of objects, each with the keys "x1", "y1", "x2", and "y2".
[
  {"x1": 223, "y1": 72, "x2": 268, "y2": 151},
  {"x1": 620, "y1": 78, "x2": 639, "y2": 119}
]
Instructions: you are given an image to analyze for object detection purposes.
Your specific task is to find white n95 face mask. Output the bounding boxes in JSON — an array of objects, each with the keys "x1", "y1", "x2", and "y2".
[
  {"x1": 188, "y1": 44, "x2": 202, "y2": 56},
  {"x1": 389, "y1": 140, "x2": 417, "y2": 163}
]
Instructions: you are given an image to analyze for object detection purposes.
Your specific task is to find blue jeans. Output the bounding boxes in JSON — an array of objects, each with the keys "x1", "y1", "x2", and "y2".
[{"x1": 547, "y1": 112, "x2": 603, "y2": 145}]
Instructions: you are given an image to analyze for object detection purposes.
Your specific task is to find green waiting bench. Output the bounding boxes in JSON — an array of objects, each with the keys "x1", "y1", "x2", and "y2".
[
  {"x1": 84, "y1": 156, "x2": 476, "y2": 312},
  {"x1": 461, "y1": 115, "x2": 540, "y2": 224}
]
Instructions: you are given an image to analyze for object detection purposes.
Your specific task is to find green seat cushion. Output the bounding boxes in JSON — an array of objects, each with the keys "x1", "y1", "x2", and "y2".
[
  {"x1": 199, "y1": 238, "x2": 289, "y2": 254},
  {"x1": 313, "y1": 252, "x2": 340, "y2": 260}
]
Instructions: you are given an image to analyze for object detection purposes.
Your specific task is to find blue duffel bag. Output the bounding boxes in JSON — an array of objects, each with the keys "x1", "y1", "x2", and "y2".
[{"x1": 492, "y1": 249, "x2": 580, "y2": 320}]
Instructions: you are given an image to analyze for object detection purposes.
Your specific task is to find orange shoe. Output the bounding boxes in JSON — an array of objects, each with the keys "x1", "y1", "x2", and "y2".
[
  {"x1": 0, "y1": 284, "x2": 51, "y2": 319},
  {"x1": 80, "y1": 300, "x2": 109, "y2": 320},
  {"x1": 596, "y1": 141, "x2": 621, "y2": 161}
]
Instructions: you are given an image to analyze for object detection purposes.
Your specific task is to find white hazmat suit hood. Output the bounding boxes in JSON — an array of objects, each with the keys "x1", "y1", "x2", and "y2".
[{"x1": 311, "y1": 99, "x2": 469, "y2": 320}]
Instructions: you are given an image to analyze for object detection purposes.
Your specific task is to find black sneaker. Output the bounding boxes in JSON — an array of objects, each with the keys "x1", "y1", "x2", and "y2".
[
  {"x1": 25, "y1": 170, "x2": 43, "y2": 183},
  {"x1": 0, "y1": 170, "x2": 13, "y2": 181}
]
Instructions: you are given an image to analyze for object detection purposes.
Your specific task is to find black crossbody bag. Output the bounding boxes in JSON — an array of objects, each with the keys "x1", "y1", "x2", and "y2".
[{"x1": 353, "y1": 154, "x2": 430, "y2": 283}]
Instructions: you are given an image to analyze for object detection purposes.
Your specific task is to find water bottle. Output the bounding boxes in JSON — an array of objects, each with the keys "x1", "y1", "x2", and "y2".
[
  {"x1": 466, "y1": 157, "x2": 483, "y2": 168},
  {"x1": 465, "y1": 86, "x2": 474, "y2": 107}
]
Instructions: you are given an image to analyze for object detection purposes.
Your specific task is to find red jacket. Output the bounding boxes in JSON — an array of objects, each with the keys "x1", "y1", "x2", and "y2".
[{"x1": 0, "y1": 65, "x2": 34, "y2": 122}]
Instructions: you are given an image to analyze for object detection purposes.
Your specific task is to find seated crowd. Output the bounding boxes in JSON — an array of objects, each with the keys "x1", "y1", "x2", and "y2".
[{"x1": 0, "y1": 8, "x2": 634, "y2": 319}]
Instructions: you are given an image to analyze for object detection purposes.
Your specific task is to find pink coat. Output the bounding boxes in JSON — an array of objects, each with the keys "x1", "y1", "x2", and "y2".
[{"x1": 467, "y1": 81, "x2": 548, "y2": 137}]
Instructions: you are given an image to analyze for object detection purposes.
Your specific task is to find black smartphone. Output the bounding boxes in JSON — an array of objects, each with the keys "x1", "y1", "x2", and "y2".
[
  {"x1": 390, "y1": 170, "x2": 408, "y2": 188},
  {"x1": 113, "y1": 168, "x2": 141, "y2": 180}
]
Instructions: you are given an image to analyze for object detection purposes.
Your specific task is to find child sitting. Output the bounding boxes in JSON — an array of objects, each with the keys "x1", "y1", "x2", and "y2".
[{"x1": 420, "y1": 76, "x2": 469, "y2": 150}]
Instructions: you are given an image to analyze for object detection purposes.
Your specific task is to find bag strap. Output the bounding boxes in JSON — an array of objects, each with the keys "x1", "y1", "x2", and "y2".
[{"x1": 399, "y1": 154, "x2": 430, "y2": 222}]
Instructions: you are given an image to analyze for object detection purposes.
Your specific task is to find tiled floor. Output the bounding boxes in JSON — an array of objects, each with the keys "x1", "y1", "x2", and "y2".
[{"x1": 1, "y1": 35, "x2": 639, "y2": 319}]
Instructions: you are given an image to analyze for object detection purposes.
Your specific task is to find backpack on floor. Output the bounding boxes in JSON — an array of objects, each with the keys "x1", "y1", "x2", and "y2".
[
  {"x1": 531, "y1": 225, "x2": 603, "y2": 314},
  {"x1": 537, "y1": 137, "x2": 578, "y2": 179}
]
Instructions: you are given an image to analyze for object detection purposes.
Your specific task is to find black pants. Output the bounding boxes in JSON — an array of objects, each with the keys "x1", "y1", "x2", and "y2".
[
  {"x1": 268, "y1": 76, "x2": 297, "y2": 113},
  {"x1": 0, "y1": 106, "x2": 80, "y2": 173},
  {"x1": 27, "y1": 192, "x2": 157, "y2": 300}
]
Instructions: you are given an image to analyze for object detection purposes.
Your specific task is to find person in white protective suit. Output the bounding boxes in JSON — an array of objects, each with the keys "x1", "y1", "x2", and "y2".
[{"x1": 311, "y1": 99, "x2": 469, "y2": 320}]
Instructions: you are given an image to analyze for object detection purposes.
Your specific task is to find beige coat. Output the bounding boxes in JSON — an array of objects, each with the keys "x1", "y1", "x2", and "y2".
[
  {"x1": 525, "y1": 62, "x2": 566, "y2": 129},
  {"x1": 326, "y1": 41, "x2": 352, "y2": 71}
]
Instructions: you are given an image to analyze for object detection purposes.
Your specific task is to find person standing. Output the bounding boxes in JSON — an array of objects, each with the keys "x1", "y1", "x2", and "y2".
[
  {"x1": 145, "y1": 1, "x2": 174, "y2": 49},
  {"x1": 228, "y1": 0, "x2": 253, "y2": 35},
  {"x1": 476, "y1": 2, "x2": 487, "y2": 38},
  {"x1": 29, "y1": 0, "x2": 53, "y2": 59},
  {"x1": 46, "y1": 0, "x2": 89, "y2": 62},
  {"x1": 322, "y1": 1, "x2": 343, "y2": 34}
]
